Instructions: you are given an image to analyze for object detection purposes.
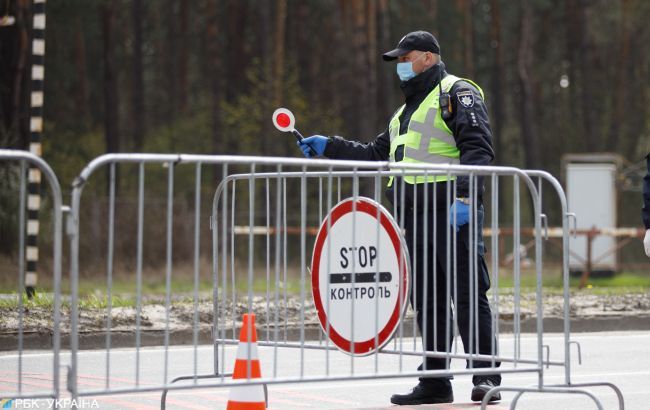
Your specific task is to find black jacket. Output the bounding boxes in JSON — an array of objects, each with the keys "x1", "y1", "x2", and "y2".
[
  {"x1": 323, "y1": 63, "x2": 494, "y2": 199},
  {"x1": 641, "y1": 153, "x2": 650, "y2": 229}
]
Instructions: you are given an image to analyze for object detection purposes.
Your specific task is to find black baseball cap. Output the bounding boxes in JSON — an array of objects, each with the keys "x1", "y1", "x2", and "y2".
[{"x1": 382, "y1": 31, "x2": 440, "y2": 61}]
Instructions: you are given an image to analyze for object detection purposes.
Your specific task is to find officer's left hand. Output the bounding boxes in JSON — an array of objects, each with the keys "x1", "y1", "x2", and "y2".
[
  {"x1": 644, "y1": 229, "x2": 650, "y2": 257},
  {"x1": 449, "y1": 200, "x2": 470, "y2": 232}
]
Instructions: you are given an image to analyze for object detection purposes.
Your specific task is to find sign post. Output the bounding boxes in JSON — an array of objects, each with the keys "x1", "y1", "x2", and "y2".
[{"x1": 311, "y1": 197, "x2": 409, "y2": 355}]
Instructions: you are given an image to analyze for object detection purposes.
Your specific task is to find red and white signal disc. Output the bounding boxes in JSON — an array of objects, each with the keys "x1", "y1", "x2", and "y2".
[{"x1": 272, "y1": 108, "x2": 295, "y2": 132}]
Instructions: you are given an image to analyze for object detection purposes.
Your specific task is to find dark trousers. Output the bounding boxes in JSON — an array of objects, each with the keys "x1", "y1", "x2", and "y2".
[{"x1": 402, "y1": 195, "x2": 501, "y2": 385}]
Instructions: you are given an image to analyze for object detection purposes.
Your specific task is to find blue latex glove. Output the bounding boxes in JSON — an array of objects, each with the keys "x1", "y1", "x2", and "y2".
[
  {"x1": 449, "y1": 200, "x2": 470, "y2": 232},
  {"x1": 298, "y1": 135, "x2": 328, "y2": 158}
]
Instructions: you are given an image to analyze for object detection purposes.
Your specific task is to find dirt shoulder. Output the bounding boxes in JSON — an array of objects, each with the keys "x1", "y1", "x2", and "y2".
[{"x1": 1, "y1": 291, "x2": 649, "y2": 350}]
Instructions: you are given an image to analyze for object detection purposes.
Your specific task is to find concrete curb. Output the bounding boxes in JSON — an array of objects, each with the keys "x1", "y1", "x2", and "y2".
[{"x1": 2, "y1": 315, "x2": 649, "y2": 351}]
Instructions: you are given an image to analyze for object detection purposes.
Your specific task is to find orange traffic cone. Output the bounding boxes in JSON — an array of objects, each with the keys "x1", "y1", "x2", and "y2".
[{"x1": 227, "y1": 313, "x2": 266, "y2": 410}]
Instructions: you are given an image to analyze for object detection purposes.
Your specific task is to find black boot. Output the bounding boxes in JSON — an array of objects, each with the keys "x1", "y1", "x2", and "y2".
[
  {"x1": 390, "y1": 380, "x2": 454, "y2": 405},
  {"x1": 471, "y1": 377, "x2": 501, "y2": 402}
]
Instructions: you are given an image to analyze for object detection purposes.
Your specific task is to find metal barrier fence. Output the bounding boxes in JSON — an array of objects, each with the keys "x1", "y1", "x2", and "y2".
[
  {"x1": 0, "y1": 150, "x2": 63, "y2": 401},
  {"x1": 493, "y1": 170, "x2": 624, "y2": 408},
  {"x1": 0, "y1": 152, "x2": 623, "y2": 408},
  {"x1": 63, "y1": 153, "x2": 622, "y2": 409}
]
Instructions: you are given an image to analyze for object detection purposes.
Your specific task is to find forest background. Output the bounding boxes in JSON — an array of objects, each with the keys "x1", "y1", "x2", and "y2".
[{"x1": 1, "y1": 0, "x2": 650, "y2": 277}]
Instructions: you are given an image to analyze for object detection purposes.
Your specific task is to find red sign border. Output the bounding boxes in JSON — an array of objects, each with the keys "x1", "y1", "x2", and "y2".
[{"x1": 311, "y1": 197, "x2": 410, "y2": 355}]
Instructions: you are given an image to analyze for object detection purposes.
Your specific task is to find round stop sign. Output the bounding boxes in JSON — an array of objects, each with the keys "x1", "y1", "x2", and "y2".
[{"x1": 311, "y1": 197, "x2": 410, "y2": 355}]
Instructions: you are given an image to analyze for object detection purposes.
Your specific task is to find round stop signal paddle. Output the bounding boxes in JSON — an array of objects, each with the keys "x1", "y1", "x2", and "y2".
[{"x1": 272, "y1": 108, "x2": 318, "y2": 156}]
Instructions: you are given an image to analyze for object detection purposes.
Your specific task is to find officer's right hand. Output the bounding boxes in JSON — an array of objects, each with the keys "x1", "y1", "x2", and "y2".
[
  {"x1": 298, "y1": 135, "x2": 328, "y2": 158},
  {"x1": 644, "y1": 229, "x2": 650, "y2": 257}
]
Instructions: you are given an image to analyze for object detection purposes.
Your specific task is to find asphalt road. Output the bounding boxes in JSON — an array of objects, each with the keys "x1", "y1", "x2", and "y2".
[{"x1": 1, "y1": 331, "x2": 648, "y2": 409}]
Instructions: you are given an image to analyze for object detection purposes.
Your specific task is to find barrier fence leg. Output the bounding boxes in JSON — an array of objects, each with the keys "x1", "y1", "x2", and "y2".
[{"x1": 481, "y1": 386, "x2": 606, "y2": 410}]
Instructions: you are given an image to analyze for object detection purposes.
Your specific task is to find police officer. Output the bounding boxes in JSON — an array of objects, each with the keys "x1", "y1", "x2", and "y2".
[
  {"x1": 296, "y1": 31, "x2": 501, "y2": 405},
  {"x1": 641, "y1": 153, "x2": 650, "y2": 257}
]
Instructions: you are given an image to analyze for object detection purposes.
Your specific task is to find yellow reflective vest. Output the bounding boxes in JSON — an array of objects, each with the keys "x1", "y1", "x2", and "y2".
[{"x1": 388, "y1": 74, "x2": 484, "y2": 185}]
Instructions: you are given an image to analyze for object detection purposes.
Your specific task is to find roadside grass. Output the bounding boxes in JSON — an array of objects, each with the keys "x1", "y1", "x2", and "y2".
[
  {"x1": 0, "y1": 292, "x2": 57, "y2": 309},
  {"x1": 0, "y1": 268, "x2": 306, "y2": 309},
  {"x1": 495, "y1": 270, "x2": 650, "y2": 294},
  {"x1": 1, "y1": 267, "x2": 647, "y2": 309},
  {"x1": 0, "y1": 291, "x2": 138, "y2": 309}
]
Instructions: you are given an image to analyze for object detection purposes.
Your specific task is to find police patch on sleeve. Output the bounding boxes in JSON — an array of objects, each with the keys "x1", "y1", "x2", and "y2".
[{"x1": 456, "y1": 90, "x2": 475, "y2": 108}]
